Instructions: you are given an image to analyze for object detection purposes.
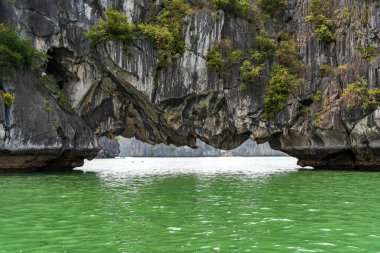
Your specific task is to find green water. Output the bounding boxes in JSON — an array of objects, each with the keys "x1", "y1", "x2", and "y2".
[{"x1": 1, "y1": 162, "x2": 380, "y2": 252}]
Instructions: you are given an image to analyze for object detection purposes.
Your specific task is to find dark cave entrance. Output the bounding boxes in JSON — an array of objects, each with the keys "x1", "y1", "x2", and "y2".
[{"x1": 45, "y1": 47, "x2": 79, "y2": 89}]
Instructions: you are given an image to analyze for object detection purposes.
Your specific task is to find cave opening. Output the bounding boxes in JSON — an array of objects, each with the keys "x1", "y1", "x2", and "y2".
[{"x1": 45, "y1": 47, "x2": 79, "y2": 89}]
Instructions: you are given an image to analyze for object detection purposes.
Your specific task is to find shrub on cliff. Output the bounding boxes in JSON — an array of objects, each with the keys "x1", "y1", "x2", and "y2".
[
  {"x1": 1, "y1": 92, "x2": 14, "y2": 106},
  {"x1": 206, "y1": 48, "x2": 226, "y2": 74},
  {"x1": 39, "y1": 75, "x2": 71, "y2": 109},
  {"x1": 206, "y1": 40, "x2": 243, "y2": 77},
  {"x1": 305, "y1": 0, "x2": 336, "y2": 43},
  {"x1": 264, "y1": 65, "x2": 302, "y2": 118},
  {"x1": 211, "y1": 0, "x2": 251, "y2": 18},
  {"x1": 256, "y1": 0, "x2": 288, "y2": 16},
  {"x1": 0, "y1": 23, "x2": 47, "y2": 79},
  {"x1": 240, "y1": 60, "x2": 264, "y2": 85},
  {"x1": 251, "y1": 32, "x2": 277, "y2": 63},
  {"x1": 357, "y1": 44, "x2": 379, "y2": 61},
  {"x1": 87, "y1": 0, "x2": 191, "y2": 62},
  {"x1": 342, "y1": 76, "x2": 380, "y2": 109}
]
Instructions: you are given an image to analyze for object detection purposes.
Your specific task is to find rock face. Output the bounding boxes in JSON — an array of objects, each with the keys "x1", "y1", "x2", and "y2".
[
  {"x1": 2, "y1": 0, "x2": 380, "y2": 170},
  {"x1": 0, "y1": 70, "x2": 98, "y2": 171},
  {"x1": 119, "y1": 138, "x2": 286, "y2": 157},
  {"x1": 97, "y1": 137, "x2": 120, "y2": 158}
]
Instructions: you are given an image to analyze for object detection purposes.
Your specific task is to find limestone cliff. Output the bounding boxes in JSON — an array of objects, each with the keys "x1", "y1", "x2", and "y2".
[
  {"x1": 1, "y1": 0, "x2": 380, "y2": 170},
  {"x1": 97, "y1": 136, "x2": 120, "y2": 158},
  {"x1": 119, "y1": 138, "x2": 286, "y2": 157}
]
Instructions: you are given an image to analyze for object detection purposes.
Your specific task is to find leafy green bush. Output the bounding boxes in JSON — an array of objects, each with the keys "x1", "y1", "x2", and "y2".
[
  {"x1": 52, "y1": 119, "x2": 64, "y2": 134},
  {"x1": 0, "y1": 23, "x2": 47, "y2": 79},
  {"x1": 39, "y1": 75, "x2": 71, "y2": 109},
  {"x1": 138, "y1": 24, "x2": 173, "y2": 52},
  {"x1": 227, "y1": 49, "x2": 242, "y2": 64},
  {"x1": 206, "y1": 48, "x2": 226, "y2": 73},
  {"x1": 206, "y1": 41, "x2": 241, "y2": 77},
  {"x1": 156, "y1": 0, "x2": 192, "y2": 30},
  {"x1": 314, "y1": 22, "x2": 336, "y2": 43},
  {"x1": 357, "y1": 44, "x2": 379, "y2": 61},
  {"x1": 211, "y1": 0, "x2": 251, "y2": 19},
  {"x1": 312, "y1": 90, "x2": 322, "y2": 102},
  {"x1": 342, "y1": 76, "x2": 380, "y2": 109},
  {"x1": 276, "y1": 33, "x2": 304, "y2": 73},
  {"x1": 113, "y1": 136, "x2": 122, "y2": 141},
  {"x1": 240, "y1": 60, "x2": 264, "y2": 84},
  {"x1": 39, "y1": 75, "x2": 60, "y2": 94},
  {"x1": 251, "y1": 31, "x2": 277, "y2": 63},
  {"x1": 88, "y1": 1, "x2": 191, "y2": 62},
  {"x1": 264, "y1": 65, "x2": 302, "y2": 118},
  {"x1": 86, "y1": 9, "x2": 135, "y2": 46},
  {"x1": 305, "y1": 0, "x2": 336, "y2": 43},
  {"x1": 256, "y1": 0, "x2": 288, "y2": 16},
  {"x1": 319, "y1": 63, "x2": 332, "y2": 77},
  {"x1": 1, "y1": 92, "x2": 14, "y2": 106},
  {"x1": 155, "y1": 0, "x2": 191, "y2": 59}
]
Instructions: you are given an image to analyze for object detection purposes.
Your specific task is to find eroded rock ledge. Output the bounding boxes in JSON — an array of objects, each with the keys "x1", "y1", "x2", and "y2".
[
  {"x1": 1, "y1": 0, "x2": 380, "y2": 170},
  {"x1": 0, "y1": 70, "x2": 98, "y2": 171}
]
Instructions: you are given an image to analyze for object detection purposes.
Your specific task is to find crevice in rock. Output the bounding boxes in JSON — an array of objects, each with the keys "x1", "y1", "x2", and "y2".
[
  {"x1": 299, "y1": 98, "x2": 313, "y2": 107},
  {"x1": 151, "y1": 67, "x2": 161, "y2": 103},
  {"x1": 46, "y1": 47, "x2": 79, "y2": 89}
]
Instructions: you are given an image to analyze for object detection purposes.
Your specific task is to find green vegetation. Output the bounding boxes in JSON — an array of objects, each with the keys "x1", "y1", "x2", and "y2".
[
  {"x1": 210, "y1": 0, "x2": 251, "y2": 19},
  {"x1": 335, "y1": 65, "x2": 348, "y2": 78},
  {"x1": 256, "y1": 0, "x2": 288, "y2": 16},
  {"x1": 249, "y1": 32, "x2": 303, "y2": 117},
  {"x1": 251, "y1": 32, "x2": 277, "y2": 63},
  {"x1": 305, "y1": 0, "x2": 336, "y2": 43},
  {"x1": 1, "y1": 92, "x2": 14, "y2": 106},
  {"x1": 206, "y1": 40, "x2": 243, "y2": 77},
  {"x1": 227, "y1": 49, "x2": 242, "y2": 63},
  {"x1": 87, "y1": 1, "x2": 191, "y2": 64},
  {"x1": 276, "y1": 33, "x2": 304, "y2": 73},
  {"x1": 113, "y1": 136, "x2": 122, "y2": 142},
  {"x1": 206, "y1": 0, "x2": 288, "y2": 20},
  {"x1": 312, "y1": 90, "x2": 322, "y2": 102},
  {"x1": 39, "y1": 75, "x2": 71, "y2": 109},
  {"x1": 237, "y1": 31, "x2": 277, "y2": 88},
  {"x1": 0, "y1": 23, "x2": 47, "y2": 79},
  {"x1": 264, "y1": 65, "x2": 302, "y2": 118},
  {"x1": 86, "y1": 9, "x2": 136, "y2": 45},
  {"x1": 357, "y1": 43, "x2": 379, "y2": 61},
  {"x1": 154, "y1": 0, "x2": 191, "y2": 59},
  {"x1": 240, "y1": 61, "x2": 263, "y2": 86},
  {"x1": 43, "y1": 104, "x2": 53, "y2": 114},
  {"x1": 319, "y1": 63, "x2": 332, "y2": 77},
  {"x1": 52, "y1": 119, "x2": 63, "y2": 134},
  {"x1": 206, "y1": 28, "x2": 303, "y2": 118},
  {"x1": 156, "y1": 0, "x2": 192, "y2": 30},
  {"x1": 206, "y1": 48, "x2": 226, "y2": 74},
  {"x1": 5, "y1": 0, "x2": 16, "y2": 6},
  {"x1": 342, "y1": 76, "x2": 380, "y2": 109}
]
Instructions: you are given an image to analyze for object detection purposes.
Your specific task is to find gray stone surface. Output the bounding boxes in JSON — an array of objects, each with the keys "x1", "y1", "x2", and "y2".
[
  {"x1": 0, "y1": 69, "x2": 98, "y2": 171},
  {"x1": 97, "y1": 136, "x2": 120, "y2": 158}
]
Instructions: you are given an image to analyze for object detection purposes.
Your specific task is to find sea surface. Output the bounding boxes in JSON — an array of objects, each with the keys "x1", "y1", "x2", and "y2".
[{"x1": 1, "y1": 157, "x2": 380, "y2": 252}]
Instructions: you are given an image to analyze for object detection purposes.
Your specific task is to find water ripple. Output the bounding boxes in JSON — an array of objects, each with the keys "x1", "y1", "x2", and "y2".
[{"x1": 0, "y1": 157, "x2": 379, "y2": 252}]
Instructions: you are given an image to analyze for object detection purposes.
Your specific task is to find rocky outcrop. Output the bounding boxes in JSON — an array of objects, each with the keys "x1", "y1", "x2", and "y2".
[
  {"x1": 0, "y1": 69, "x2": 98, "y2": 171},
  {"x1": 2, "y1": 0, "x2": 380, "y2": 170},
  {"x1": 97, "y1": 137, "x2": 120, "y2": 158},
  {"x1": 119, "y1": 137, "x2": 286, "y2": 157}
]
